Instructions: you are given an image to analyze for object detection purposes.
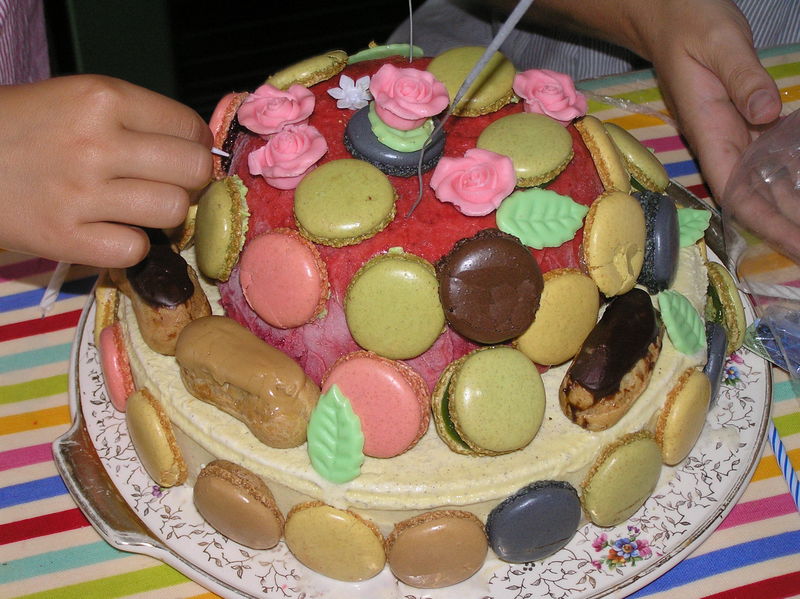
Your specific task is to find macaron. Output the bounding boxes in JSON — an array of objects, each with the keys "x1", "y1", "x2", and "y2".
[
  {"x1": 575, "y1": 116, "x2": 631, "y2": 194},
  {"x1": 209, "y1": 91, "x2": 248, "y2": 179},
  {"x1": 385, "y1": 510, "x2": 487, "y2": 588},
  {"x1": 604, "y1": 122, "x2": 669, "y2": 192},
  {"x1": 345, "y1": 249, "x2": 445, "y2": 360},
  {"x1": 348, "y1": 43, "x2": 424, "y2": 64},
  {"x1": 284, "y1": 501, "x2": 385, "y2": 582},
  {"x1": 581, "y1": 431, "x2": 662, "y2": 527},
  {"x1": 426, "y1": 46, "x2": 516, "y2": 116},
  {"x1": 264, "y1": 49, "x2": 349, "y2": 89},
  {"x1": 343, "y1": 105, "x2": 445, "y2": 177},
  {"x1": 194, "y1": 176, "x2": 250, "y2": 282},
  {"x1": 239, "y1": 228, "x2": 329, "y2": 329},
  {"x1": 486, "y1": 480, "x2": 581, "y2": 562},
  {"x1": 126, "y1": 388, "x2": 187, "y2": 487},
  {"x1": 581, "y1": 190, "x2": 646, "y2": 297},
  {"x1": 93, "y1": 269, "x2": 119, "y2": 347},
  {"x1": 193, "y1": 460, "x2": 284, "y2": 549},
  {"x1": 436, "y1": 229, "x2": 544, "y2": 344},
  {"x1": 432, "y1": 346, "x2": 545, "y2": 455},
  {"x1": 99, "y1": 322, "x2": 135, "y2": 412},
  {"x1": 705, "y1": 261, "x2": 746, "y2": 354},
  {"x1": 477, "y1": 112, "x2": 574, "y2": 186},
  {"x1": 704, "y1": 321, "x2": 729, "y2": 406},
  {"x1": 515, "y1": 268, "x2": 600, "y2": 365},
  {"x1": 322, "y1": 351, "x2": 429, "y2": 458},
  {"x1": 635, "y1": 190, "x2": 680, "y2": 293},
  {"x1": 294, "y1": 159, "x2": 397, "y2": 246},
  {"x1": 655, "y1": 368, "x2": 712, "y2": 465}
]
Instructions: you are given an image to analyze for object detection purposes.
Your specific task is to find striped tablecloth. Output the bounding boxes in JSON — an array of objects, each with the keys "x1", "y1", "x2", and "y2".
[{"x1": 2, "y1": 44, "x2": 800, "y2": 599}]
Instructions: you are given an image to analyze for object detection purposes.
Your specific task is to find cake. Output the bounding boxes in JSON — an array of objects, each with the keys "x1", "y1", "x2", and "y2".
[{"x1": 96, "y1": 44, "x2": 734, "y2": 590}]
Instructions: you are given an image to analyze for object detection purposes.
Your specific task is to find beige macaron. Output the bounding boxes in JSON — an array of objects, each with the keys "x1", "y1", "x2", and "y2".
[
  {"x1": 581, "y1": 191, "x2": 646, "y2": 296},
  {"x1": 575, "y1": 115, "x2": 631, "y2": 194},
  {"x1": 265, "y1": 50, "x2": 349, "y2": 89},
  {"x1": 655, "y1": 368, "x2": 712, "y2": 465},
  {"x1": 126, "y1": 388, "x2": 187, "y2": 487},
  {"x1": 515, "y1": 268, "x2": 600, "y2": 365},
  {"x1": 93, "y1": 270, "x2": 119, "y2": 347}
]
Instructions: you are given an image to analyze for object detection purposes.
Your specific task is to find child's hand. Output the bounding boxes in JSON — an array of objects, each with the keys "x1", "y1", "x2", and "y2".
[{"x1": 0, "y1": 75, "x2": 213, "y2": 267}]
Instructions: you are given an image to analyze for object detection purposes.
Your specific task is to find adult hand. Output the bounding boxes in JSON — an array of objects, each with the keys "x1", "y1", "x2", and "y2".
[{"x1": 0, "y1": 75, "x2": 213, "y2": 267}]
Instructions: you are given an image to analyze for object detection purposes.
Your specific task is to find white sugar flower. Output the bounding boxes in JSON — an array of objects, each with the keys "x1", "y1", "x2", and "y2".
[{"x1": 327, "y1": 74, "x2": 372, "y2": 110}]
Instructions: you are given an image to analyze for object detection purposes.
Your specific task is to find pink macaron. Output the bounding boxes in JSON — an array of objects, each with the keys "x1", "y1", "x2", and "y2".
[
  {"x1": 322, "y1": 351, "x2": 430, "y2": 458},
  {"x1": 99, "y1": 322, "x2": 135, "y2": 412},
  {"x1": 239, "y1": 228, "x2": 330, "y2": 329}
]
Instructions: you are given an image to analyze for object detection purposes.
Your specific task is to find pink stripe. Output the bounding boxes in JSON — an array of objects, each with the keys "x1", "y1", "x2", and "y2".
[
  {"x1": 0, "y1": 443, "x2": 53, "y2": 471},
  {"x1": 717, "y1": 493, "x2": 798, "y2": 530},
  {"x1": 640, "y1": 135, "x2": 685, "y2": 153},
  {"x1": 0, "y1": 257, "x2": 57, "y2": 282}
]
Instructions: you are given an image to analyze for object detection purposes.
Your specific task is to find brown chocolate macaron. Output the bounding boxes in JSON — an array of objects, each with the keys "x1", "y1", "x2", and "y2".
[{"x1": 436, "y1": 229, "x2": 544, "y2": 344}]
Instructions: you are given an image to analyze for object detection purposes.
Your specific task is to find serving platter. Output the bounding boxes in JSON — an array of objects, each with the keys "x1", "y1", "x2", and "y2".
[{"x1": 54, "y1": 289, "x2": 770, "y2": 599}]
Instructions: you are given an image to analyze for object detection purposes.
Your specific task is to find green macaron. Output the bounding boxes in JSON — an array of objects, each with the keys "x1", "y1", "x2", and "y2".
[{"x1": 432, "y1": 346, "x2": 545, "y2": 456}]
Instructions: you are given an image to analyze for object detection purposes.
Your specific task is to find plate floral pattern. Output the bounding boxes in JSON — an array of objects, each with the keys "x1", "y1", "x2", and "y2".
[{"x1": 75, "y1": 301, "x2": 770, "y2": 599}]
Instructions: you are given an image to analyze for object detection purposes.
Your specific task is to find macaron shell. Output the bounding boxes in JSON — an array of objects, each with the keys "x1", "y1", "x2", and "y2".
[
  {"x1": 515, "y1": 269, "x2": 600, "y2": 365},
  {"x1": 239, "y1": 229, "x2": 329, "y2": 328},
  {"x1": 210, "y1": 91, "x2": 248, "y2": 179},
  {"x1": 575, "y1": 115, "x2": 631, "y2": 194},
  {"x1": 477, "y1": 112, "x2": 574, "y2": 186},
  {"x1": 426, "y1": 46, "x2": 516, "y2": 116},
  {"x1": 451, "y1": 347, "x2": 545, "y2": 455},
  {"x1": 322, "y1": 352, "x2": 429, "y2": 458},
  {"x1": 704, "y1": 321, "x2": 729, "y2": 406},
  {"x1": 581, "y1": 432, "x2": 662, "y2": 527},
  {"x1": 284, "y1": 502, "x2": 385, "y2": 582},
  {"x1": 99, "y1": 322, "x2": 135, "y2": 412},
  {"x1": 604, "y1": 122, "x2": 669, "y2": 192},
  {"x1": 705, "y1": 261, "x2": 746, "y2": 354},
  {"x1": 582, "y1": 191, "x2": 646, "y2": 296},
  {"x1": 93, "y1": 270, "x2": 119, "y2": 347},
  {"x1": 656, "y1": 369, "x2": 711, "y2": 465},
  {"x1": 486, "y1": 480, "x2": 581, "y2": 562},
  {"x1": 431, "y1": 357, "x2": 473, "y2": 454},
  {"x1": 193, "y1": 460, "x2": 284, "y2": 549},
  {"x1": 345, "y1": 251, "x2": 445, "y2": 360},
  {"x1": 294, "y1": 159, "x2": 396, "y2": 246},
  {"x1": 126, "y1": 389, "x2": 187, "y2": 487},
  {"x1": 195, "y1": 176, "x2": 249, "y2": 282},
  {"x1": 264, "y1": 50, "x2": 349, "y2": 89},
  {"x1": 386, "y1": 510, "x2": 487, "y2": 588},
  {"x1": 636, "y1": 190, "x2": 680, "y2": 293}
]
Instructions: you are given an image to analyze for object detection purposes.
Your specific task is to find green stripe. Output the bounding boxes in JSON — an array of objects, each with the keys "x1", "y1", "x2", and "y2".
[
  {"x1": 0, "y1": 542, "x2": 124, "y2": 584},
  {"x1": 12, "y1": 564, "x2": 189, "y2": 599},
  {"x1": 773, "y1": 412, "x2": 800, "y2": 437},
  {"x1": 0, "y1": 344, "x2": 71, "y2": 374},
  {"x1": 0, "y1": 374, "x2": 69, "y2": 404},
  {"x1": 765, "y1": 61, "x2": 800, "y2": 80},
  {"x1": 773, "y1": 379, "x2": 800, "y2": 403},
  {"x1": 758, "y1": 43, "x2": 800, "y2": 59}
]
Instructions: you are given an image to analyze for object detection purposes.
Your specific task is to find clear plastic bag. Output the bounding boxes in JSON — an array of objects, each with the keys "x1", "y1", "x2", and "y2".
[{"x1": 724, "y1": 109, "x2": 800, "y2": 378}]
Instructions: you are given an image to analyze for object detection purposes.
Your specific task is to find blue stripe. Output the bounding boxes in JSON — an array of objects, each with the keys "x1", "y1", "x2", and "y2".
[
  {"x1": 0, "y1": 476, "x2": 67, "y2": 509},
  {"x1": 0, "y1": 344, "x2": 72, "y2": 374},
  {"x1": 0, "y1": 541, "x2": 125, "y2": 584},
  {"x1": 665, "y1": 159, "x2": 700, "y2": 179},
  {"x1": 630, "y1": 529, "x2": 800, "y2": 596},
  {"x1": 0, "y1": 275, "x2": 97, "y2": 313}
]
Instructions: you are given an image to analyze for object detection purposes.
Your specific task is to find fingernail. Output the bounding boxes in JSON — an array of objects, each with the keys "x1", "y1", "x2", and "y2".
[{"x1": 747, "y1": 89, "x2": 778, "y2": 123}]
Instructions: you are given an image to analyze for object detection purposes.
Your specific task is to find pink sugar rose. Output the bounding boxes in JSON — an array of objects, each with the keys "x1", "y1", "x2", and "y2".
[
  {"x1": 237, "y1": 83, "x2": 315, "y2": 137},
  {"x1": 369, "y1": 63, "x2": 449, "y2": 131},
  {"x1": 513, "y1": 69, "x2": 588, "y2": 125},
  {"x1": 430, "y1": 148, "x2": 516, "y2": 216},
  {"x1": 248, "y1": 124, "x2": 327, "y2": 190}
]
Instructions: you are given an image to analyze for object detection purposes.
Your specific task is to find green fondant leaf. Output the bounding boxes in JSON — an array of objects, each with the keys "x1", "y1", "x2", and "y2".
[
  {"x1": 307, "y1": 384, "x2": 365, "y2": 484},
  {"x1": 496, "y1": 188, "x2": 589, "y2": 249},
  {"x1": 658, "y1": 289, "x2": 707, "y2": 355},
  {"x1": 677, "y1": 208, "x2": 711, "y2": 247}
]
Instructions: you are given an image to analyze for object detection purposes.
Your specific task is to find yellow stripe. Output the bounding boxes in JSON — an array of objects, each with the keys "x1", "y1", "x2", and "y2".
[
  {"x1": 604, "y1": 113, "x2": 670, "y2": 130},
  {"x1": 751, "y1": 447, "x2": 800, "y2": 482},
  {"x1": 0, "y1": 405, "x2": 71, "y2": 435},
  {"x1": 185, "y1": 593, "x2": 222, "y2": 599}
]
